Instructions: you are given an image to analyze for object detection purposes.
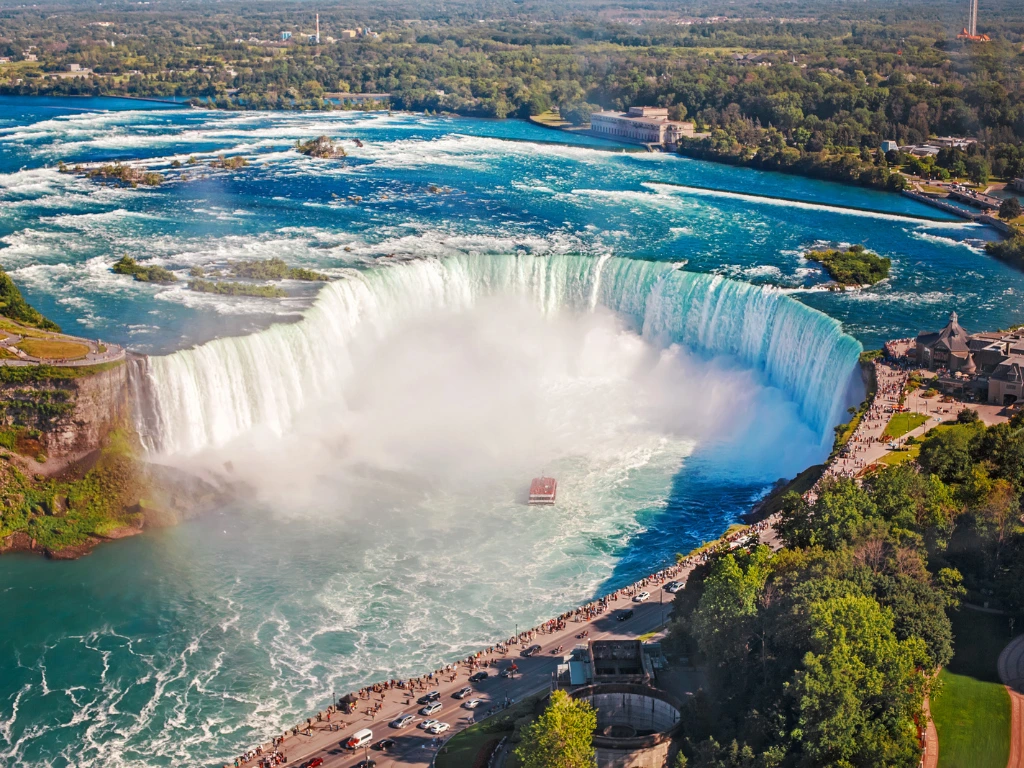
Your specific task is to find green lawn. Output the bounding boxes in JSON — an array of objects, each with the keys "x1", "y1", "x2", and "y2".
[
  {"x1": 882, "y1": 412, "x2": 928, "y2": 440},
  {"x1": 931, "y1": 609, "x2": 1015, "y2": 768},
  {"x1": 877, "y1": 444, "x2": 921, "y2": 467}
]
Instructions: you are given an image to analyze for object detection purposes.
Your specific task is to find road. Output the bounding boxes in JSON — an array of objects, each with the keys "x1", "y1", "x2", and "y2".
[
  {"x1": 244, "y1": 578, "x2": 684, "y2": 768},
  {"x1": 999, "y1": 634, "x2": 1024, "y2": 768}
]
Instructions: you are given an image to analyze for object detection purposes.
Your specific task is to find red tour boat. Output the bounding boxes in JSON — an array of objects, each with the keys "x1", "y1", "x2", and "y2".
[{"x1": 528, "y1": 476, "x2": 557, "y2": 505}]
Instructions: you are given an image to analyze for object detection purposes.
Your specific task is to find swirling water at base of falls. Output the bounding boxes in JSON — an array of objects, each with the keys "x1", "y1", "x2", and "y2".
[{"x1": 2, "y1": 97, "x2": 1024, "y2": 768}]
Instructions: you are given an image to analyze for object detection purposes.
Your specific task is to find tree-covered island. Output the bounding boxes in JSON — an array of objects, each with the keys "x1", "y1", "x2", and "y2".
[{"x1": 805, "y1": 244, "x2": 892, "y2": 287}]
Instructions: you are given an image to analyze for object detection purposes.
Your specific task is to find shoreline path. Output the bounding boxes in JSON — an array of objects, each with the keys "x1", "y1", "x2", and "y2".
[
  {"x1": 999, "y1": 634, "x2": 1024, "y2": 768},
  {"x1": 227, "y1": 520, "x2": 776, "y2": 768}
]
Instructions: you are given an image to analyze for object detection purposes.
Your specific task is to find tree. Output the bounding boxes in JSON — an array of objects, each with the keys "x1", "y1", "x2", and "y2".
[
  {"x1": 560, "y1": 102, "x2": 599, "y2": 126},
  {"x1": 807, "y1": 479, "x2": 878, "y2": 549},
  {"x1": 965, "y1": 156, "x2": 990, "y2": 185},
  {"x1": 669, "y1": 103, "x2": 688, "y2": 121},
  {"x1": 918, "y1": 424, "x2": 979, "y2": 485},
  {"x1": 515, "y1": 690, "x2": 596, "y2": 768},
  {"x1": 1000, "y1": 196, "x2": 1022, "y2": 221},
  {"x1": 691, "y1": 547, "x2": 773, "y2": 668},
  {"x1": 793, "y1": 595, "x2": 927, "y2": 767}
]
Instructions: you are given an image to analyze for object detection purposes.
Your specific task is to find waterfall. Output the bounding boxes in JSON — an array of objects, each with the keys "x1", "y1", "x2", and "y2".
[{"x1": 139, "y1": 254, "x2": 862, "y2": 456}]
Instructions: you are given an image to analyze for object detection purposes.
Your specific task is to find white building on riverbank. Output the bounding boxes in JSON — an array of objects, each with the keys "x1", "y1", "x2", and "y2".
[{"x1": 589, "y1": 107, "x2": 698, "y2": 147}]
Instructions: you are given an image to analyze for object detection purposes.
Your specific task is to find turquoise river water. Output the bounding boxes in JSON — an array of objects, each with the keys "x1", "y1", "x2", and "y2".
[{"x1": 1, "y1": 96, "x2": 1023, "y2": 768}]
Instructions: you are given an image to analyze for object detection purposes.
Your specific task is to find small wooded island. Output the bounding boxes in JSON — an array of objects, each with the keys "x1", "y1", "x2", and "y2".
[
  {"x1": 112, "y1": 256, "x2": 330, "y2": 298},
  {"x1": 295, "y1": 136, "x2": 347, "y2": 158},
  {"x1": 112, "y1": 255, "x2": 178, "y2": 284},
  {"x1": 805, "y1": 244, "x2": 891, "y2": 287}
]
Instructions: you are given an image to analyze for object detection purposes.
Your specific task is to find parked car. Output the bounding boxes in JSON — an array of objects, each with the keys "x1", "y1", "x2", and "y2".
[
  {"x1": 521, "y1": 644, "x2": 542, "y2": 657},
  {"x1": 633, "y1": 591, "x2": 650, "y2": 602},
  {"x1": 389, "y1": 714, "x2": 414, "y2": 729},
  {"x1": 617, "y1": 609, "x2": 634, "y2": 621},
  {"x1": 463, "y1": 699, "x2": 482, "y2": 709},
  {"x1": 469, "y1": 671, "x2": 489, "y2": 682},
  {"x1": 453, "y1": 686, "x2": 473, "y2": 699},
  {"x1": 418, "y1": 718, "x2": 440, "y2": 731},
  {"x1": 373, "y1": 739, "x2": 396, "y2": 751},
  {"x1": 664, "y1": 581, "x2": 683, "y2": 593},
  {"x1": 417, "y1": 691, "x2": 441, "y2": 705},
  {"x1": 427, "y1": 722, "x2": 450, "y2": 734},
  {"x1": 419, "y1": 701, "x2": 443, "y2": 716}
]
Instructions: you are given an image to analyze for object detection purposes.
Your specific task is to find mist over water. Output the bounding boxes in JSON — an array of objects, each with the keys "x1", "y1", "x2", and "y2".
[{"x1": 162, "y1": 288, "x2": 830, "y2": 512}]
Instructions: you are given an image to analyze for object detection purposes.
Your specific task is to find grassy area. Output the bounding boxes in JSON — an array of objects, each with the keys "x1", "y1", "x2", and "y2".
[
  {"x1": 435, "y1": 692, "x2": 546, "y2": 768},
  {"x1": 931, "y1": 609, "x2": 1015, "y2": 768},
  {"x1": 682, "y1": 523, "x2": 752, "y2": 559},
  {"x1": 16, "y1": 338, "x2": 90, "y2": 360},
  {"x1": 882, "y1": 412, "x2": 928, "y2": 440},
  {"x1": 528, "y1": 110, "x2": 570, "y2": 128},
  {"x1": 0, "y1": 359, "x2": 123, "y2": 384},
  {"x1": 876, "y1": 443, "x2": 921, "y2": 467}
]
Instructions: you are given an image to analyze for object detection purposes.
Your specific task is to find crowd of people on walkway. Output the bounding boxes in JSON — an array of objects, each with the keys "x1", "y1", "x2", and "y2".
[
  {"x1": 233, "y1": 744, "x2": 286, "y2": 767},
  {"x1": 808, "y1": 348, "x2": 912, "y2": 498},
  {"x1": 225, "y1": 482, "x2": 782, "y2": 768}
]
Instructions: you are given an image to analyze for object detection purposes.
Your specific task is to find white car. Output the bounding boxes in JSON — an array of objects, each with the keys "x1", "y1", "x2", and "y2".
[
  {"x1": 633, "y1": 591, "x2": 650, "y2": 603},
  {"x1": 418, "y1": 718, "x2": 440, "y2": 731},
  {"x1": 427, "y1": 722, "x2": 450, "y2": 734},
  {"x1": 664, "y1": 581, "x2": 683, "y2": 593},
  {"x1": 462, "y1": 699, "x2": 482, "y2": 710}
]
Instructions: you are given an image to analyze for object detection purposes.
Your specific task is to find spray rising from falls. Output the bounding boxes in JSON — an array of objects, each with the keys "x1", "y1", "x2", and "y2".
[{"x1": 139, "y1": 254, "x2": 862, "y2": 456}]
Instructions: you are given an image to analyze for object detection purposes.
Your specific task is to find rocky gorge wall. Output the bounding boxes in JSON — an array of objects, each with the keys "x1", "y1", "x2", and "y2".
[{"x1": 0, "y1": 360, "x2": 132, "y2": 465}]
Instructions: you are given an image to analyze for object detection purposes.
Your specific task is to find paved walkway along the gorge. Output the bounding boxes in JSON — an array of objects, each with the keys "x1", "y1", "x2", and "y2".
[{"x1": 228, "y1": 520, "x2": 774, "y2": 768}]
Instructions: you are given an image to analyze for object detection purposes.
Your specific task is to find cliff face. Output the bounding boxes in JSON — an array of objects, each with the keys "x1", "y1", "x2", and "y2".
[{"x1": 0, "y1": 361, "x2": 131, "y2": 463}]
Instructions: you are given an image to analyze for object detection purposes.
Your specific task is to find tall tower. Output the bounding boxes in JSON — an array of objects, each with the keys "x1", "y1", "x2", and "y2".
[
  {"x1": 968, "y1": 0, "x2": 978, "y2": 37},
  {"x1": 315, "y1": 13, "x2": 321, "y2": 44}
]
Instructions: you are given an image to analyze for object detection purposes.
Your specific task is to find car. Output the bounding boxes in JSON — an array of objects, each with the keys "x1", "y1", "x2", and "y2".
[
  {"x1": 462, "y1": 699, "x2": 482, "y2": 709},
  {"x1": 344, "y1": 729, "x2": 374, "y2": 750},
  {"x1": 306, "y1": 760, "x2": 324, "y2": 768},
  {"x1": 419, "y1": 701, "x2": 443, "y2": 716},
  {"x1": 521, "y1": 644, "x2": 542, "y2": 657},
  {"x1": 417, "y1": 691, "x2": 441, "y2": 705},
  {"x1": 453, "y1": 686, "x2": 473, "y2": 699},
  {"x1": 427, "y1": 722, "x2": 451, "y2": 734},
  {"x1": 390, "y1": 714, "x2": 414, "y2": 729},
  {"x1": 617, "y1": 609, "x2": 634, "y2": 621},
  {"x1": 418, "y1": 718, "x2": 440, "y2": 731},
  {"x1": 633, "y1": 591, "x2": 650, "y2": 602},
  {"x1": 664, "y1": 581, "x2": 683, "y2": 593},
  {"x1": 373, "y1": 739, "x2": 396, "y2": 751},
  {"x1": 468, "y1": 671, "x2": 489, "y2": 682},
  {"x1": 499, "y1": 667, "x2": 515, "y2": 678},
  {"x1": 354, "y1": 761, "x2": 377, "y2": 768}
]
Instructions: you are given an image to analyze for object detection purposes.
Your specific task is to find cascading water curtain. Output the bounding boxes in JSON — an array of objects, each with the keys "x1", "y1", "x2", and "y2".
[{"x1": 141, "y1": 253, "x2": 862, "y2": 456}]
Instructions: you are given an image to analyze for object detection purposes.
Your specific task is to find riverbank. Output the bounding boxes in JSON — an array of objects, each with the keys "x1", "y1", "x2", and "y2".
[{"x1": 222, "y1": 517, "x2": 776, "y2": 768}]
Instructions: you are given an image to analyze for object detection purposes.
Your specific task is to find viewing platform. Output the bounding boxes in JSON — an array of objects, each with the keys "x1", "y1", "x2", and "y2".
[{"x1": 0, "y1": 322, "x2": 124, "y2": 367}]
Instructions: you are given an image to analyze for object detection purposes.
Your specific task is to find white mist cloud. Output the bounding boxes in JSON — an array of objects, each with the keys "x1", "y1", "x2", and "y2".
[{"x1": 179, "y1": 294, "x2": 826, "y2": 512}]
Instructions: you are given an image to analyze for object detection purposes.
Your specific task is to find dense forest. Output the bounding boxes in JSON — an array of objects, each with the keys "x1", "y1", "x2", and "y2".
[
  {"x1": 2, "y1": 0, "x2": 1024, "y2": 192},
  {"x1": 663, "y1": 409, "x2": 1024, "y2": 767}
]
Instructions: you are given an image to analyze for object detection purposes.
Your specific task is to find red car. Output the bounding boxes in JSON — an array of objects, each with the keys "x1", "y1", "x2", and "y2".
[{"x1": 306, "y1": 759, "x2": 324, "y2": 768}]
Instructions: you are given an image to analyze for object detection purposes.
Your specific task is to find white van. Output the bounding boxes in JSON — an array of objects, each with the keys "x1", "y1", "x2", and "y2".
[{"x1": 344, "y1": 728, "x2": 373, "y2": 750}]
